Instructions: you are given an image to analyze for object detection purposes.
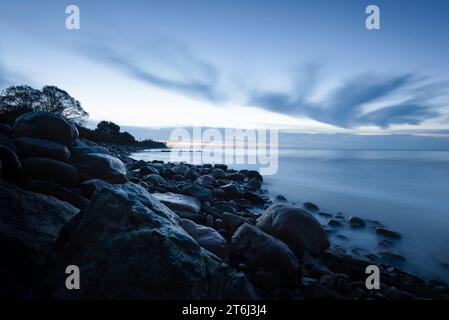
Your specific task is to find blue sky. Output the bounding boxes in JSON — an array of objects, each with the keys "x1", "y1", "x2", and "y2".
[{"x1": 1, "y1": 0, "x2": 449, "y2": 138}]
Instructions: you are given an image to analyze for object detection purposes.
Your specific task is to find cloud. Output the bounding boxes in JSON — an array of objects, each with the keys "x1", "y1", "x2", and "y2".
[
  {"x1": 249, "y1": 70, "x2": 447, "y2": 129},
  {"x1": 80, "y1": 38, "x2": 224, "y2": 102}
]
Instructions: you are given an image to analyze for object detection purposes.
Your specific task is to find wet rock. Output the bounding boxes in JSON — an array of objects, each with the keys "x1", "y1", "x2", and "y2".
[
  {"x1": 185, "y1": 168, "x2": 199, "y2": 181},
  {"x1": 181, "y1": 218, "x2": 227, "y2": 260},
  {"x1": 0, "y1": 181, "x2": 78, "y2": 298},
  {"x1": 0, "y1": 133, "x2": 16, "y2": 152},
  {"x1": 227, "y1": 173, "x2": 245, "y2": 182},
  {"x1": 172, "y1": 164, "x2": 189, "y2": 176},
  {"x1": 195, "y1": 174, "x2": 215, "y2": 187},
  {"x1": 376, "y1": 227, "x2": 402, "y2": 240},
  {"x1": 328, "y1": 219, "x2": 343, "y2": 227},
  {"x1": 211, "y1": 168, "x2": 226, "y2": 179},
  {"x1": 153, "y1": 192, "x2": 201, "y2": 214},
  {"x1": 256, "y1": 203, "x2": 330, "y2": 257},
  {"x1": 70, "y1": 141, "x2": 110, "y2": 158},
  {"x1": 80, "y1": 178, "x2": 111, "y2": 199},
  {"x1": 220, "y1": 183, "x2": 241, "y2": 199},
  {"x1": 179, "y1": 183, "x2": 213, "y2": 202},
  {"x1": 222, "y1": 212, "x2": 251, "y2": 232},
  {"x1": 13, "y1": 111, "x2": 78, "y2": 147},
  {"x1": 24, "y1": 180, "x2": 90, "y2": 210},
  {"x1": 0, "y1": 145, "x2": 23, "y2": 183},
  {"x1": 246, "y1": 177, "x2": 262, "y2": 191},
  {"x1": 247, "y1": 170, "x2": 263, "y2": 181},
  {"x1": 231, "y1": 223, "x2": 299, "y2": 286},
  {"x1": 70, "y1": 153, "x2": 127, "y2": 184},
  {"x1": 44, "y1": 185, "x2": 231, "y2": 299},
  {"x1": 22, "y1": 157, "x2": 79, "y2": 188},
  {"x1": 318, "y1": 212, "x2": 333, "y2": 218},
  {"x1": 212, "y1": 188, "x2": 226, "y2": 200},
  {"x1": 214, "y1": 164, "x2": 228, "y2": 171},
  {"x1": 242, "y1": 191, "x2": 265, "y2": 205},
  {"x1": 14, "y1": 137, "x2": 71, "y2": 161},
  {"x1": 139, "y1": 164, "x2": 160, "y2": 175},
  {"x1": 161, "y1": 167, "x2": 176, "y2": 179},
  {"x1": 0, "y1": 123, "x2": 12, "y2": 135},
  {"x1": 274, "y1": 194, "x2": 287, "y2": 202},
  {"x1": 223, "y1": 272, "x2": 260, "y2": 300},
  {"x1": 348, "y1": 216, "x2": 366, "y2": 228},
  {"x1": 303, "y1": 201, "x2": 319, "y2": 212}
]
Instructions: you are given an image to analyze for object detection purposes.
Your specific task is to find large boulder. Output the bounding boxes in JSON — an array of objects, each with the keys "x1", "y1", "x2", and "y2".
[
  {"x1": 70, "y1": 139, "x2": 110, "y2": 158},
  {"x1": 231, "y1": 223, "x2": 299, "y2": 286},
  {"x1": 181, "y1": 218, "x2": 227, "y2": 260},
  {"x1": 0, "y1": 133, "x2": 16, "y2": 152},
  {"x1": 0, "y1": 181, "x2": 79, "y2": 298},
  {"x1": 24, "y1": 180, "x2": 90, "y2": 210},
  {"x1": 256, "y1": 204, "x2": 330, "y2": 257},
  {"x1": 69, "y1": 153, "x2": 127, "y2": 184},
  {"x1": 0, "y1": 145, "x2": 23, "y2": 182},
  {"x1": 80, "y1": 178, "x2": 111, "y2": 199},
  {"x1": 13, "y1": 112, "x2": 78, "y2": 147},
  {"x1": 44, "y1": 184, "x2": 232, "y2": 299},
  {"x1": 21, "y1": 157, "x2": 79, "y2": 188},
  {"x1": 14, "y1": 137, "x2": 71, "y2": 161},
  {"x1": 153, "y1": 192, "x2": 201, "y2": 215}
]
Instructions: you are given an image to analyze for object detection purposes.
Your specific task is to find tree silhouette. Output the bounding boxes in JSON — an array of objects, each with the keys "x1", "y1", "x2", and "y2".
[{"x1": 0, "y1": 85, "x2": 88, "y2": 125}]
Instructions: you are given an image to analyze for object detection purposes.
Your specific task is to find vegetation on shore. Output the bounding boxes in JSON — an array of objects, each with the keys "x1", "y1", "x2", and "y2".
[{"x1": 0, "y1": 85, "x2": 167, "y2": 149}]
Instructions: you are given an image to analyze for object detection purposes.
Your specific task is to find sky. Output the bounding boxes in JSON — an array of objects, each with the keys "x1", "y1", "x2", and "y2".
[{"x1": 1, "y1": 0, "x2": 449, "y2": 143}]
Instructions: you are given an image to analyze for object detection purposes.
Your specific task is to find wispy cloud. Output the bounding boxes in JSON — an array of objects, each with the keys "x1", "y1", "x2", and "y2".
[
  {"x1": 249, "y1": 71, "x2": 448, "y2": 129},
  {"x1": 80, "y1": 37, "x2": 224, "y2": 102}
]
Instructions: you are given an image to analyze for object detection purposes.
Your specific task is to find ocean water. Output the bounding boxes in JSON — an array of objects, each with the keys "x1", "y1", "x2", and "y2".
[{"x1": 131, "y1": 148, "x2": 449, "y2": 284}]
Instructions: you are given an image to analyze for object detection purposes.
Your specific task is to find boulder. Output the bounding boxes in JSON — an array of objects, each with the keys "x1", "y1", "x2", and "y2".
[
  {"x1": 303, "y1": 201, "x2": 319, "y2": 212},
  {"x1": 13, "y1": 111, "x2": 78, "y2": 147},
  {"x1": 153, "y1": 192, "x2": 201, "y2": 214},
  {"x1": 223, "y1": 272, "x2": 260, "y2": 300},
  {"x1": 178, "y1": 183, "x2": 213, "y2": 202},
  {"x1": 348, "y1": 216, "x2": 366, "y2": 228},
  {"x1": 195, "y1": 174, "x2": 215, "y2": 187},
  {"x1": 246, "y1": 177, "x2": 262, "y2": 191},
  {"x1": 376, "y1": 227, "x2": 402, "y2": 240},
  {"x1": 181, "y1": 219, "x2": 227, "y2": 260},
  {"x1": 44, "y1": 185, "x2": 231, "y2": 299},
  {"x1": 214, "y1": 164, "x2": 228, "y2": 171},
  {"x1": 185, "y1": 168, "x2": 199, "y2": 181},
  {"x1": 0, "y1": 145, "x2": 23, "y2": 182},
  {"x1": 70, "y1": 153, "x2": 127, "y2": 184},
  {"x1": 220, "y1": 183, "x2": 241, "y2": 199},
  {"x1": 140, "y1": 164, "x2": 160, "y2": 175},
  {"x1": 14, "y1": 137, "x2": 71, "y2": 161},
  {"x1": 172, "y1": 164, "x2": 189, "y2": 176},
  {"x1": 21, "y1": 157, "x2": 79, "y2": 188},
  {"x1": 211, "y1": 168, "x2": 226, "y2": 179},
  {"x1": 231, "y1": 223, "x2": 299, "y2": 286},
  {"x1": 24, "y1": 180, "x2": 90, "y2": 210},
  {"x1": 80, "y1": 178, "x2": 111, "y2": 199},
  {"x1": 222, "y1": 212, "x2": 251, "y2": 232},
  {"x1": 0, "y1": 181, "x2": 78, "y2": 298},
  {"x1": 0, "y1": 133, "x2": 16, "y2": 152},
  {"x1": 256, "y1": 204, "x2": 330, "y2": 257},
  {"x1": 0, "y1": 123, "x2": 12, "y2": 135}
]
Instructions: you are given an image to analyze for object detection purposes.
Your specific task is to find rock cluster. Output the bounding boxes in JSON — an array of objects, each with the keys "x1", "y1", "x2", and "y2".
[{"x1": 0, "y1": 112, "x2": 448, "y2": 300}]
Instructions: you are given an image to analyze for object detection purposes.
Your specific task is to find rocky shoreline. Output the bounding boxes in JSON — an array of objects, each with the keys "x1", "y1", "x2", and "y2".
[{"x1": 1, "y1": 111, "x2": 449, "y2": 300}]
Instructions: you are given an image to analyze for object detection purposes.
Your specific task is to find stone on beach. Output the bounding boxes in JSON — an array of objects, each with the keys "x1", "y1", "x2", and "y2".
[
  {"x1": 13, "y1": 111, "x2": 78, "y2": 147},
  {"x1": 153, "y1": 192, "x2": 201, "y2": 215},
  {"x1": 256, "y1": 203, "x2": 330, "y2": 257},
  {"x1": 70, "y1": 153, "x2": 128, "y2": 184},
  {"x1": 21, "y1": 157, "x2": 79, "y2": 188},
  {"x1": 14, "y1": 137, "x2": 71, "y2": 161}
]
